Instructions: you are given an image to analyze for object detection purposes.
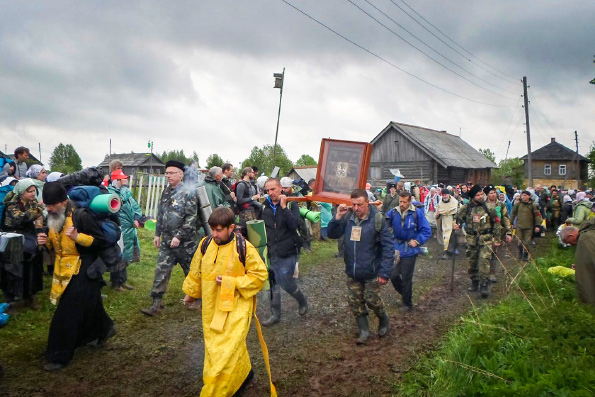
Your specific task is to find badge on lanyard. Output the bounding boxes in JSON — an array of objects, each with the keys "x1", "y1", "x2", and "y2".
[
  {"x1": 350, "y1": 226, "x2": 362, "y2": 241},
  {"x1": 472, "y1": 213, "x2": 481, "y2": 223}
]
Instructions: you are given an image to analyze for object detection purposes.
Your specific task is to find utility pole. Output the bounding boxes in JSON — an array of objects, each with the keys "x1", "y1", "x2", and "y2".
[
  {"x1": 523, "y1": 76, "x2": 533, "y2": 186},
  {"x1": 272, "y1": 68, "x2": 285, "y2": 166},
  {"x1": 575, "y1": 130, "x2": 580, "y2": 189},
  {"x1": 505, "y1": 140, "x2": 511, "y2": 161}
]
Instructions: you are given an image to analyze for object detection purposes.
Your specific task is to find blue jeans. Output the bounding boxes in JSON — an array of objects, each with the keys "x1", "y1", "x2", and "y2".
[{"x1": 270, "y1": 255, "x2": 298, "y2": 295}]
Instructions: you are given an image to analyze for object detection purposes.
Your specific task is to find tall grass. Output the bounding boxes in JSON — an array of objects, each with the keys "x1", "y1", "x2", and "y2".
[{"x1": 398, "y1": 239, "x2": 595, "y2": 396}]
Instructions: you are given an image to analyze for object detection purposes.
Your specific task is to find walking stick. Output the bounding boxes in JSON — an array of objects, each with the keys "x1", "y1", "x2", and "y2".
[{"x1": 447, "y1": 229, "x2": 459, "y2": 292}]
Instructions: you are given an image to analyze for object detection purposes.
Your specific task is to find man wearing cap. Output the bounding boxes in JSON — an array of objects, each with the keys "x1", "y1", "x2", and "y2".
[
  {"x1": 455, "y1": 184, "x2": 504, "y2": 298},
  {"x1": 382, "y1": 183, "x2": 399, "y2": 214},
  {"x1": 108, "y1": 169, "x2": 142, "y2": 291},
  {"x1": 436, "y1": 188, "x2": 460, "y2": 260},
  {"x1": 511, "y1": 190, "x2": 542, "y2": 261},
  {"x1": 484, "y1": 185, "x2": 513, "y2": 282},
  {"x1": 141, "y1": 160, "x2": 198, "y2": 316},
  {"x1": 38, "y1": 183, "x2": 115, "y2": 371}
]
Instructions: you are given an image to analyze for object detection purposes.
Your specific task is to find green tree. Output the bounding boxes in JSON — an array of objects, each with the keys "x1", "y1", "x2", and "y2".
[
  {"x1": 49, "y1": 143, "x2": 82, "y2": 174},
  {"x1": 159, "y1": 149, "x2": 199, "y2": 167},
  {"x1": 479, "y1": 148, "x2": 496, "y2": 163},
  {"x1": 491, "y1": 157, "x2": 525, "y2": 187},
  {"x1": 206, "y1": 154, "x2": 224, "y2": 169},
  {"x1": 587, "y1": 142, "x2": 595, "y2": 187},
  {"x1": 241, "y1": 144, "x2": 293, "y2": 176},
  {"x1": 295, "y1": 154, "x2": 317, "y2": 167}
]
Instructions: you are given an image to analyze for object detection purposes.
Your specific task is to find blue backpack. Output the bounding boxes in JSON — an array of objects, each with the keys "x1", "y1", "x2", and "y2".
[{"x1": 0, "y1": 185, "x2": 15, "y2": 229}]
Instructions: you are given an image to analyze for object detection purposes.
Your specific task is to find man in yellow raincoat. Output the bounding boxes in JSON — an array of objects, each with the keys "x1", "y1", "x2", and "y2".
[{"x1": 183, "y1": 207, "x2": 275, "y2": 396}]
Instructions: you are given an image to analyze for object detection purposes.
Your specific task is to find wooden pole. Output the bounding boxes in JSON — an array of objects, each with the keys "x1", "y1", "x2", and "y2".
[{"x1": 523, "y1": 76, "x2": 533, "y2": 187}]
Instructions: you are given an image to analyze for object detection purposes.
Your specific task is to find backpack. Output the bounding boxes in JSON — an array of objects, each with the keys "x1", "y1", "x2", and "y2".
[
  {"x1": 233, "y1": 180, "x2": 252, "y2": 212},
  {"x1": 0, "y1": 185, "x2": 15, "y2": 229},
  {"x1": 200, "y1": 232, "x2": 246, "y2": 267},
  {"x1": 69, "y1": 186, "x2": 122, "y2": 267}
]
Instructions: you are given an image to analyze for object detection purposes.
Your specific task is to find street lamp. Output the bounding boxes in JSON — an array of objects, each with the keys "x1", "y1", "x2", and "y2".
[{"x1": 272, "y1": 68, "x2": 285, "y2": 166}]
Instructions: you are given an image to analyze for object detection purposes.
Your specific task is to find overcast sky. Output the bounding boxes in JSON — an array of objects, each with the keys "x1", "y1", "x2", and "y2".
[{"x1": 1, "y1": 0, "x2": 594, "y2": 169}]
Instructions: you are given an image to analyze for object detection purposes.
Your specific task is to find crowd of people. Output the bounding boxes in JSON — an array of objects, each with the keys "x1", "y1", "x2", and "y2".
[{"x1": 1, "y1": 145, "x2": 594, "y2": 396}]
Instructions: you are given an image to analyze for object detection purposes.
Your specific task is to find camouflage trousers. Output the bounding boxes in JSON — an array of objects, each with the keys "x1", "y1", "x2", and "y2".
[
  {"x1": 466, "y1": 233, "x2": 493, "y2": 282},
  {"x1": 150, "y1": 238, "x2": 198, "y2": 298},
  {"x1": 346, "y1": 277, "x2": 386, "y2": 317}
]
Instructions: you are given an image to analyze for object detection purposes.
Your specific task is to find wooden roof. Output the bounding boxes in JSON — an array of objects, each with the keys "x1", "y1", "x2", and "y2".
[
  {"x1": 372, "y1": 122, "x2": 497, "y2": 169},
  {"x1": 520, "y1": 140, "x2": 589, "y2": 161},
  {"x1": 98, "y1": 153, "x2": 165, "y2": 167}
]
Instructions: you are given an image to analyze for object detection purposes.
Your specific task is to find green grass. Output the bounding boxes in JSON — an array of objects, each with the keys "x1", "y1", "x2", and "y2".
[{"x1": 397, "y1": 239, "x2": 595, "y2": 396}]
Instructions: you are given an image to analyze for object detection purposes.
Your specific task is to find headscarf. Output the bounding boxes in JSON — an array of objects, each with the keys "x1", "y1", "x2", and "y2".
[
  {"x1": 25, "y1": 164, "x2": 45, "y2": 179},
  {"x1": 576, "y1": 191, "x2": 587, "y2": 202},
  {"x1": 46, "y1": 172, "x2": 63, "y2": 182},
  {"x1": 14, "y1": 178, "x2": 36, "y2": 196},
  {"x1": 1, "y1": 177, "x2": 17, "y2": 187},
  {"x1": 563, "y1": 195, "x2": 572, "y2": 203}
]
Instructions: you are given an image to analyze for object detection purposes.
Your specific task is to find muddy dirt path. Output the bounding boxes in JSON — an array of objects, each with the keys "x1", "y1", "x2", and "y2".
[{"x1": 246, "y1": 237, "x2": 546, "y2": 397}]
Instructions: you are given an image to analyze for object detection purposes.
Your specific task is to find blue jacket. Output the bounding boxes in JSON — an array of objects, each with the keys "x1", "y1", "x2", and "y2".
[
  {"x1": 328, "y1": 206, "x2": 394, "y2": 281},
  {"x1": 387, "y1": 205, "x2": 432, "y2": 258}
]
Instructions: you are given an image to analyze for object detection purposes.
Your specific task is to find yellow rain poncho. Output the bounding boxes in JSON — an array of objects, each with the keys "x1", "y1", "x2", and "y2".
[{"x1": 183, "y1": 234, "x2": 275, "y2": 397}]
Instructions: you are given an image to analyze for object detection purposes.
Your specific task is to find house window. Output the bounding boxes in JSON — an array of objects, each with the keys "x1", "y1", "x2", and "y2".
[
  {"x1": 559, "y1": 164, "x2": 566, "y2": 176},
  {"x1": 143, "y1": 168, "x2": 147, "y2": 174},
  {"x1": 544, "y1": 164, "x2": 551, "y2": 175}
]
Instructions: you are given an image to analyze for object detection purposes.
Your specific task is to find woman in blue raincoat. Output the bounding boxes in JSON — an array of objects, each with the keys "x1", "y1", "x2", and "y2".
[{"x1": 108, "y1": 170, "x2": 142, "y2": 291}]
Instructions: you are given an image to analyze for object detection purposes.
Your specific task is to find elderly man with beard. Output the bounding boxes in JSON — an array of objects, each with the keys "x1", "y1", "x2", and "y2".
[
  {"x1": 142, "y1": 160, "x2": 198, "y2": 316},
  {"x1": 38, "y1": 183, "x2": 115, "y2": 371},
  {"x1": 436, "y1": 188, "x2": 460, "y2": 260}
]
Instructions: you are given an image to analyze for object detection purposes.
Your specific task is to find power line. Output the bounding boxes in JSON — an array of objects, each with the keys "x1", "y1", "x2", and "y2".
[
  {"x1": 357, "y1": 0, "x2": 518, "y2": 97},
  {"x1": 280, "y1": 0, "x2": 517, "y2": 107},
  {"x1": 496, "y1": 95, "x2": 523, "y2": 153},
  {"x1": 397, "y1": 0, "x2": 519, "y2": 85}
]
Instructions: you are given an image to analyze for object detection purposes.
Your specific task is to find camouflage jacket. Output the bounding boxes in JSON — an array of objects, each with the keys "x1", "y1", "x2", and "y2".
[
  {"x1": 155, "y1": 182, "x2": 198, "y2": 242},
  {"x1": 456, "y1": 200, "x2": 501, "y2": 238},
  {"x1": 511, "y1": 200, "x2": 542, "y2": 230},
  {"x1": 1, "y1": 191, "x2": 44, "y2": 234},
  {"x1": 486, "y1": 200, "x2": 512, "y2": 242}
]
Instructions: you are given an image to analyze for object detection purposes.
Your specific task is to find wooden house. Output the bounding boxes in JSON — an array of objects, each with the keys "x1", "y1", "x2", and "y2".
[
  {"x1": 368, "y1": 122, "x2": 496, "y2": 187},
  {"x1": 98, "y1": 153, "x2": 165, "y2": 176},
  {"x1": 521, "y1": 138, "x2": 589, "y2": 190}
]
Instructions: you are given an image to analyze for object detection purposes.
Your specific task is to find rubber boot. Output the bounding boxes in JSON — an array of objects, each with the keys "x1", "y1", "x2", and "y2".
[
  {"x1": 261, "y1": 288, "x2": 281, "y2": 326},
  {"x1": 355, "y1": 315, "x2": 370, "y2": 345},
  {"x1": 522, "y1": 251, "x2": 530, "y2": 262},
  {"x1": 378, "y1": 312, "x2": 389, "y2": 337},
  {"x1": 467, "y1": 279, "x2": 479, "y2": 292},
  {"x1": 140, "y1": 297, "x2": 162, "y2": 316},
  {"x1": 480, "y1": 281, "x2": 490, "y2": 299},
  {"x1": 292, "y1": 288, "x2": 308, "y2": 315},
  {"x1": 518, "y1": 245, "x2": 524, "y2": 259}
]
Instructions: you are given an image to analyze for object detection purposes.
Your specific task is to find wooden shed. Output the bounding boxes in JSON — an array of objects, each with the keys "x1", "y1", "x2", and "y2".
[{"x1": 368, "y1": 122, "x2": 496, "y2": 187}]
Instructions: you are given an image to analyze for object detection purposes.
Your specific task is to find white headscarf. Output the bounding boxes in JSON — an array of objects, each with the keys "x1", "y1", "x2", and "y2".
[{"x1": 25, "y1": 164, "x2": 45, "y2": 179}]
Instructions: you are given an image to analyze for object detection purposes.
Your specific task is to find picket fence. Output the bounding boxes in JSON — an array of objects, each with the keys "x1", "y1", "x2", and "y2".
[{"x1": 127, "y1": 174, "x2": 167, "y2": 219}]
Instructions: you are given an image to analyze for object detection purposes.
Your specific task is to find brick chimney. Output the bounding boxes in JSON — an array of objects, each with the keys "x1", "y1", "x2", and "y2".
[{"x1": 551, "y1": 138, "x2": 556, "y2": 143}]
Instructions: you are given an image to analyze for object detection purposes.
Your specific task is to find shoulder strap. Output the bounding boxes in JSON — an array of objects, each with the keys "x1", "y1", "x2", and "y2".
[
  {"x1": 235, "y1": 232, "x2": 247, "y2": 267},
  {"x1": 200, "y1": 236, "x2": 213, "y2": 256}
]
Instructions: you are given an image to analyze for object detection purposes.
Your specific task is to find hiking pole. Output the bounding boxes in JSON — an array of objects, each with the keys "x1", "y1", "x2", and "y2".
[{"x1": 447, "y1": 229, "x2": 459, "y2": 293}]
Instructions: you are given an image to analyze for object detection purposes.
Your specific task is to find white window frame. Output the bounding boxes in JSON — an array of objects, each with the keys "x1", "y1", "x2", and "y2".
[
  {"x1": 559, "y1": 164, "x2": 566, "y2": 176},
  {"x1": 544, "y1": 164, "x2": 551, "y2": 175}
]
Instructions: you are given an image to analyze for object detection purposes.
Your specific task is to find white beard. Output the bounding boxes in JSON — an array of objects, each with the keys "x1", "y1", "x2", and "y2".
[{"x1": 47, "y1": 207, "x2": 66, "y2": 233}]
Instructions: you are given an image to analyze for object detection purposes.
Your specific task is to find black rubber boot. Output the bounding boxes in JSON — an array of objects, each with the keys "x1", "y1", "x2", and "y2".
[
  {"x1": 378, "y1": 312, "x2": 389, "y2": 337},
  {"x1": 480, "y1": 281, "x2": 490, "y2": 299},
  {"x1": 518, "y1": 245, "x2": 524, "y2": 259},
  {"x1": 291, "y1": 289, "x2": 308, "y2": 316},
  {"x1": 467, "y1": 279, "x2": 479, "y2": 292},
  {"x1": 355, "y1": 315, "x2": 370, "y2": 345},
  {"x1": 140, "y1": 297, "x2": 162, "y2": 316},
  {"x1": 261, "y1": 288, "x2": 281, "y2": 326}
]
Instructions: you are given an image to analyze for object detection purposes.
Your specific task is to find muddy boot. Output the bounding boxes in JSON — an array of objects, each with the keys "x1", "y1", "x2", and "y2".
[
  {"x1": 467, "y1": 279, "x2": 479, "y2": 292},
  {"x1": 522, "y1": 251, "x2": 530, "y2": 262},
  {"x1": 480, "y1": 281, "x2": 490, "y2": 299},
  {"x1": 355, "y1": 315, "x2": 370, "y2": 345},
  {"x1": 378, "y1": 312, "x2": 389, "y2": 337},
  {"x1": 518, "y1": 245, "x2": 524, "y2": 259},
  {"x1": 140, "y1": 297, "x2": 162, "y2": 317},
  {"x1": 261, "y1": 289, "x2": 281, "y2": 326},
  {"x1": 489, "y1": 274, "x2": 498, "y2": 283},
  {"x1": 25, "y1": 296, "x2": 39, "y2": 310},
  {"x1": 439, "y1": 251, "x2": 452, "y2": 260},
  {"x1": 292, "y1": 288, "x2": 308, "y2": 316}
]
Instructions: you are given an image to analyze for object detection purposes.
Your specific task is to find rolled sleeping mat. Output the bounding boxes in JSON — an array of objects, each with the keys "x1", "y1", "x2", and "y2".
[
  {"x1": 246, "y1": 220, "x2": 267, "y2": 248},
  {"x1": 197, "y1": 185, "x2": 211, "y2": 208},
  {"x1": 89, "y1": 193, "x2": 121, "y2": 214},
  {"x1": 255, "y1": 243, "x2": 270, "y2": 290},
  {"x1": 200, "y1": 205, "x2": 213, "y2": 222},
  {"x1": 299, "y1": 207, "x2": 321, "y2": 223}
]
